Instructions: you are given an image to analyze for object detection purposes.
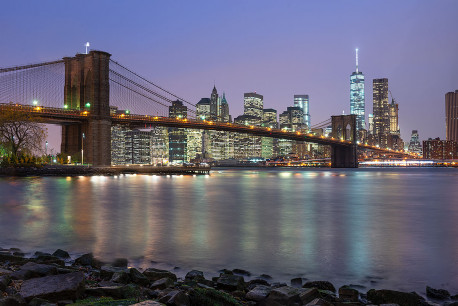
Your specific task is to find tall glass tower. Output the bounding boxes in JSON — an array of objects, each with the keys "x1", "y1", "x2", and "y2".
[
  {"x1": 293, "y1": 95, "x2": 311, "y2": 131},
  {"x1": 350, "y1": 48, "x2": 365, "y2": 131}
]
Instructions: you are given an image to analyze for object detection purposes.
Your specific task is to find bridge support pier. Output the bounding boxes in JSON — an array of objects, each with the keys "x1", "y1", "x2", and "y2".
[{"x1": 331, "y1": 144, "x2": 358, "y2": 168}]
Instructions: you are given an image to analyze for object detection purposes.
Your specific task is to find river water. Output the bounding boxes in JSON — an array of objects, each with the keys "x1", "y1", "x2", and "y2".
[{"x1": 0, "y1": 168, "x2": 457, "y2": 293}]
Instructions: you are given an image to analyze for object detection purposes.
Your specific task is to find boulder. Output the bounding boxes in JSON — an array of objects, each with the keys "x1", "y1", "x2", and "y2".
[
  {"x1": 10, "y1": 262, "x2": 58, "y2": 280},
  {"x1": 158, "y1": 289, "x2": 190, "y2": 306},
  {"x1": 367, "y1": 289, "x2": 428, "y2": 306},
  {"x1": 426, "y1": 286, "x2": 450, "y2": 300},
  {"x1": 232, "y1": 268, "x2": 251, "y2": 276},
  {"x1": 129, "y1": 268, "x2": 150, "y2": 286},
  {"x1": 305, "y1": 298, "x2": 333, "y2": 306},
  {"x1": 299, "y1": 288, "x2": 320, "y2": 305},
  {"x1": 188, "y1": 287, "x2": 240, "y2": 306},
  {"x1": 0, "y1": 268, "x2": 11, "y2": 276},
  {"x1": 303, "y1": 281, "x2": 336, "y2": 293},
  {"x1": 291, "y1": 277, "x2": 303, "y2": 287},
  {"x1": 185, "y1": 270, "x2": 205, "y2": 283},
  {"x1": 143, "y1": 268, "x2": 177, "y2": 282},
  {"x1": 100, "y1": 265, "x2": 127, "y2": 280},
  {"x1": 216, "y1": 274, "x2": 245, "y2": 292},
  {"x1": 271, "y1": 282, "x2": 288, "y2": 288},
  {"x1": 247, "y1": 278, "x2": 270, "y2": 291},
  {"x1": 51, "y1": 249, "x2": 70, "y2": 259},
  {"x1": 0, "y1": 254, "x2": 28, "y2": 264},
  {"x1": 73, "y1": 253, "x2": 101, "y2": 268},
  {"x1": 111, "y1": 258, "x2": 128, "y2": 268},
  {"x1": 259, "y1": 274, "x2": 273, "y2": 280},
  {"x1": 264, "y1": 285, "x2": 302, "y2": 305},
  {"x1": 0, "y1": 296, "x2": 26, "y2": 306},
  {"x1": 33, "y1": 255, "x2": 64, "y2": 266},
  {"x1": 0, "y1": 275, "x2": 11, "y2": 291},
  {"x1": 246, "y1": 285, "x2": 272, "y2": 302},
  {"x1": 110, "y1": 271, "x2": 131, "y2": 284},
  {"x1": 19, "y1": 272, "x2": 85, "y2": 302},
  {"x1": 150, "y1": 277, "x2": 174, "y2": 290},
  {"x1": 28, "y1": 297, "x2": 54, "y2": 306},
  {"x1": 339, "y1": 285, "x2": 359, "y2": 302},
  {"x1": 85, "y1": 286, "x2": 127, "y2": 299}
]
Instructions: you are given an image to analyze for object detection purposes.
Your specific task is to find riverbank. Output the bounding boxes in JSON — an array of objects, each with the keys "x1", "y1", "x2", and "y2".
[
  {"x1": 0, "y1": 165, "x2": 210, "y2": 177},
  {"x1": 0, "y1": 247, "x2": 456, "y2": 306}
]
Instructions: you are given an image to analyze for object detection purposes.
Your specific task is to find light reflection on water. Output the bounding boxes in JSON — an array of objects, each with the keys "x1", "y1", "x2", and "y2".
[{"x1": 0, "y1": 168, "x2": 457, "y2": 293}]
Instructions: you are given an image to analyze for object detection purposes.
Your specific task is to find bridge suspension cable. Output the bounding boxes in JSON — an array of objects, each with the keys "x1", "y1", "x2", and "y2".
[{"x1": 0, "y1": 59, "x2": 64, "y2": 74}]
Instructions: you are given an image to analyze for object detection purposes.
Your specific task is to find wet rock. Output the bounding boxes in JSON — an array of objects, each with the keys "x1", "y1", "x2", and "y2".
[
  {"x1": 317, "y1": 289, "x2": 337, "y2": 303},
  {"x1": 98, "y1": 280, "x2": 118, "y2": 287},
  {"x1": 33, "y1": 252, "x2": 51, "y2": 258},
  {"x1": 19, "y1": 272, "x2": 85, "y2": 302},
  {"x1": 246, "y1": 285, "x2": 272, "y2": 302},
  {"x1": 51, "y1": 249, "x2": 70, "y2": 259},
  {"x1": 0, "y1": 254, "x2": 28, "y2": 264},
  {"x1": 111, "y1": 258, "x2": 128, "y2": 268},
  {"x1": 247, "y1": 278, "x2": 270, "y2": 291},
  {"x1": 426, "y1": 286, "x2": 450, "y2": 300},
  {"x1": 0, "y1": 268, "x2": 11, "y2": 276},
  {"x1": 271, "y1": 282, "x2": 288, "y2": 288},
  {"x1": 188, "y1": 287, "x2": 240, "y2": 306},
  {"x1": 73, "y1": 253, "x2": 101, "y2": 268},
  {"x1": 216, "y1": 274, "x2": 245, "y2": 292},
  {"x1": 150, "y1": 277, "x2": 174, "y2": 290},
  {"x1": 259, "y1": 274, "x2": 273, "y2": 280},
  {"x1": 299, "y1": 288, "x2": 320, "y2": 305},
  {"x1": 110, "y1": 271, "x2": 131, "y2": 284},
  {"x1": 232, "y1": 268, "x2": 251, "y2": 276},
  {"x1": 265, "y1": 285, "x2": 303, "y2": 305},
  {"x1": 100, "y1": 265, "x2": 127, "y2": 279},
  {"x1": 158, "y1": 289, "x2": 190, "y2": 306},
  {"x1": 0, "y1": 296, "x2": 26, "y2": 306},
  {"x1": 291, "y1": 277, "x2": 303, "y2": 287},
  {"x1": 10, "y1": 262, "x2": 58, "y2": 280},
  {"x1": 34, "y1": 255, "x2": 63, "y2": 265},
  {"x1": 339, "y1": 285, "x2": 359, "y2": 302},
  {"x1": 28, "y1": 297, "x2": 54, "y2": 306},
  {"x1": 185, "y1": 270, "x2": 205, "y2": 283},
  {"x1": 143, "y1": 268, "x2": 177, "y2": 282},
  {"x1": 130, "y1": 301, "x2": 164, "y2": 306},
  {"x1": 367, "y1": 289, "x2": 428, "y2": 306},
  {"x1": 305, "y1": 298, "x2": 333, "y2": 305},
  {"x1": 0, "y1": 275, "x2": 11, "y2": 291},
  {"x1": 12, "y1": 252, "x2": 24, "y2": 258},
  {"x1": 218, "y1": 269, "x2": 233, "y2": 275},
  {"x1": 85, "y1": 286, "x2": 127, "y2": 299},
  {"x1": 303, "y1": 281, "x2": 336, "y2": 293},
  {"x1": 129, "y1": 268, "x2": 150, "y2": 286},
  {"x1": 231, "y1": 290, "x2": 246, "y2": 300}
]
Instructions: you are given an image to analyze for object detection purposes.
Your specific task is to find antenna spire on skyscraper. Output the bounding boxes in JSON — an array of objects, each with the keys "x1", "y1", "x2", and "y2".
[{"x1": 355, "y1": 48, "x2": 359, "y2": 73}]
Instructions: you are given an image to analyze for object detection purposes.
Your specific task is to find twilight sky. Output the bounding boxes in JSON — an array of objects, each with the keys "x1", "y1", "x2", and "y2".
[{"x1": 1, "y1": 0, "x2": 458, "y2": 151}]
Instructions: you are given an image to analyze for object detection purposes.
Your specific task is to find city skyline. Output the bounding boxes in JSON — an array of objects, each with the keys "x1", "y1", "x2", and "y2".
[{"x1": 2, "y1": 0, "x2": 458, "y2": 151}]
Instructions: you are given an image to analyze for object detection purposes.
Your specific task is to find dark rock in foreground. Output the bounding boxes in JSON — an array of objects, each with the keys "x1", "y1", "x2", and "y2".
[
  {"x1": 19, "y1": 272, "x2": 85, "y2": 302},
  {"x1": 426, "y1": 285, "x2": 451, "y2": 300},
  {"x1": 303, "y1": 281, "x2": 336, "y2": 293},
  {"x1": 367, "y1": 288, "x2": 428, "y2": 306}
]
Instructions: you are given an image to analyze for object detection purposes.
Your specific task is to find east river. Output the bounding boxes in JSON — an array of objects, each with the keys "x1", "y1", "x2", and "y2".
[{"x1": 0, "y1": 168, "x2": 457, "y2": 293}]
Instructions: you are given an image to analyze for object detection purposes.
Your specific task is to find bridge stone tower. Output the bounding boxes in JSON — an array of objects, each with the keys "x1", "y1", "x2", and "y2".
[
  {"x1": 331, "y1": 114, "x2": 358, "y2": 168},
  {"x1": 61, "y1": 51, "x2": 112, "y2": 166}
]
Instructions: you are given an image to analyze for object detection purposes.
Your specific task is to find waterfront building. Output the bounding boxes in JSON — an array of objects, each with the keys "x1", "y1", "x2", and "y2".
[
  {"x1": 168, "y1": 100, "x2": 187, "y2": 164},
  {"x1": 350, "y1": 49, "x2": 365, "y2": 131},
  {"x1": 408, "y1": 130, "x2": 422, "y2": 155},
  {"x1": 368, "y1": 114, "x2": 374, "y2": 135},
  {"x1": 293, "y1": 95, "x2": 311, "y2": 131},
  {"x1": 446, "y1": 90, "x2": 458, "y2": 141},
  {"x1": 111, "y1": 125, "x2": 129, "y2": 165},
  {"x1": 244, "y1": 92, "x2": 263, "y2": 119},
  {"x1": 423, "y1": 138, "x2": 458, "y2": 159},
  {"x1": 210, "y1": 85, "x2": 219, "y2": 121},
  {"x1": 233, "y1": 114, "x2": 262, "y2": 159},
  {"x1": 124, "y1": 130, "x2": 153, "y2": 164},
  {"x1": 151, "y1": 126, "x2": 169, "y2": 165},
  {"x1": 373, "y1": 78, "x2": 390, "y2": 148},
  {"x1": 196, "y1": 98, "x2": 211, "y2": 120},
  {"x1": 261, "y1": 109, "x2": 278, "y2": 159}
]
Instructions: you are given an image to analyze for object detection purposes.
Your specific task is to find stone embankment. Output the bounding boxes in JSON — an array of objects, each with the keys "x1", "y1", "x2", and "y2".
[
  {"x1": 0, "y1": 165, "x2": 210, "y2": 177},
  {"x1": 0, "y1": 247, "x2": 457, "y2": 306}
]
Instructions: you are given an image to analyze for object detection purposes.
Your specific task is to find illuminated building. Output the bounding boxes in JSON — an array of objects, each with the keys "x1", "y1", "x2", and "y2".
[
  {"x1": 196, "y1": 98, "x2": 211, "y2": 120},
  {"x1": 210, "y1": 85, "x2": 219, "y2": 121},
  {"x1": 294, "y1": 95, "x2": 311, "y2": 131},
  {"x1": 263, "y1": 108, "x2": 278, "y2": 128},
  {"x1": 408, "y1": 130, "x2": 422, "y2": 155},
  {"x1": 168, "y1": 100, "x2": 187, "y2": 164},
  {"x1": 423, "y1": 138, "x2": 458, "y2": 159},
  {"x1": 219, "y1": 92, "x2": 230, "y2": 122},
  {"x1": 111, "y1": 125, "x2": 129, "y2": 165},
  {"x1": 373, "y1": 78, "x2": 389, "y2": 148},
  {"x1": 262, "y1": 109, "x2": 278, "y2": 159},
  {"x1": 151, "y1": 127, "x2": 169, "y2": 165},
  {"x1": 350, "y1": 49, "x2": 365, "y2": 131},
  {"x1": 368, "y1": 114, "x2": 374, "y2": 135},
  {"x1": 279, "y1": 107, "x2": 305, "y2": 132},
  {"x1": 389, "y1": 98, "x2": 400, "y2": 135},
  {"x1": 244, "y1": 92, "x2": 263, "y2": 119},
  {"x1": 233, "y1": 114, "x2": 262, "y2": 159},
  {"x1": 446, "y1": 90, "x2": 458, "y2": 141}
]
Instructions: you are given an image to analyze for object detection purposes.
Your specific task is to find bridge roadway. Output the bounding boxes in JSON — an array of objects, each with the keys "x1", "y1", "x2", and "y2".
[{"x1": 0, "y1": 103, "x2": 414, "y2": 157}]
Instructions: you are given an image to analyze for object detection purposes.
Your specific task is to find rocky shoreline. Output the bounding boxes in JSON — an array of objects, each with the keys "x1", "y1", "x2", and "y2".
[{"x1": 0, "y1": 247, "x2": 457, "y2": 306}]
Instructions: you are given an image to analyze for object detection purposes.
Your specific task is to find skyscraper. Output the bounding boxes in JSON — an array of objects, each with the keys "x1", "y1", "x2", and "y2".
[
  {"x1": 350, "y1": 49, "x2": 365, "y2": 131},
  {"x1": 373, "y1": 78, "x2": 389, "y2": 148},
  {"x1": 446, "y1": 90, "x2": 458, "y2": 142},
  {"x1": 389, "y1": 98, "x2": 400, "y2": 136},
  {"x1": 168, "y1": 100, "x2": 187, "y2": 164},
  {"x1": 219, "y1": 92, "x2": 230, "y2": 122},
  {"x1": 244, "y1": 92, "x2": 263, "y2": 119},
  {"x1": 210, "y1": 85, "x2": 219, "y2": 121},
  {"x1": 293, "y1": 95, "x2": 311, "y2": 131}
]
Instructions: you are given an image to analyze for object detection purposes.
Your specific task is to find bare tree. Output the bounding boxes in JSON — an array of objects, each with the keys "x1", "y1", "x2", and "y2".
[{"x1": 0, "y1": 106, "x2": 47, "y2": 157}]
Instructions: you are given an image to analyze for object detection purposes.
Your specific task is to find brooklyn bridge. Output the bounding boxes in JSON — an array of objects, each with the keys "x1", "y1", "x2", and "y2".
[{"x1": 0, "y1": 50, "x2": 413, "y2": 168}]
